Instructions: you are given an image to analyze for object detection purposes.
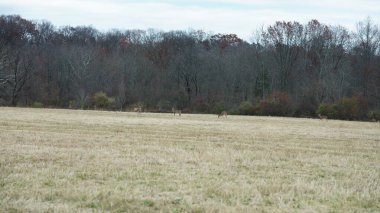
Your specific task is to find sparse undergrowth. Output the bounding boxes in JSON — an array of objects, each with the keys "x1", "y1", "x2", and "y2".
[{"x1": 0, "y1": 107, "x2": 379, "y2": 212}]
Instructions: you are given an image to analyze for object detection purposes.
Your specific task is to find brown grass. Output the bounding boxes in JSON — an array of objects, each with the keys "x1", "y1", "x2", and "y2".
[{"x1": 0, "y1": 107, "x2": 379, "y2": 212}]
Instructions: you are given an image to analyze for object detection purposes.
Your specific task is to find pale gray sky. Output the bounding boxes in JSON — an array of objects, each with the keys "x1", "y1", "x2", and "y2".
[{"x1": 0, "y1": 0, "x2": 379, "y2": 40}]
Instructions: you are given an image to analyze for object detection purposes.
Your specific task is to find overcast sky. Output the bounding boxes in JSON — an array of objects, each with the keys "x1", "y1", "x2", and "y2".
[{"x1": 1, "y1": 0, "x2": 379, "y2": 40}]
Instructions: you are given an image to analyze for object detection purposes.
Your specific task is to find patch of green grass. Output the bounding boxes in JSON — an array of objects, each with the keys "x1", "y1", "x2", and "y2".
[
  {"x1": 86, "y1": 201, "x2": 101, "y2": 209},
  {"x1": 143, "y1": 199, "x2": 154, "y2": 207}
]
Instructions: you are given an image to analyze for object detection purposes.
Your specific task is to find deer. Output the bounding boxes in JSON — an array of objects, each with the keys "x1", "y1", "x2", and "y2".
[
  {"x1": 218, "y1": 111, "x2": 228, "y2": 118},
  {"x1": 318, "y1": 114, "x2": 328, "y2": 121},
  {"x1": 133, "y1": 106, "x2": 142, "y2": 113},
  {"x1": 172, "y1": 107, "x2": 181, "y2": 116}
]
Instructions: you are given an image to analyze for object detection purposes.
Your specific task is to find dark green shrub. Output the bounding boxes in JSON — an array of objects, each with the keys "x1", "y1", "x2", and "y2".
[
  {"x1": 32, "y1": 102, "x2": 44, "y2": 108},
  {"x1": 316, "y1": 96, "x2": 368, "y2": 120},
  {"x1": 368, "y1": 110, "x2": 380, "y2": 121},
  {"x1": 237, "y1": 101, "x2": 254, "y2": 115},
  {"x1": 210, "y1": 102, "x2": 227, "y2": 114},
  {"x1": 93, "y1": 92, "x2": 114, "y2": 109},
  {"x1": 316, "y1": 103, "x2": 336, "y2": 118},
  {"x1": 228, "y1": 107, "x2": 240, "y2": 115}
]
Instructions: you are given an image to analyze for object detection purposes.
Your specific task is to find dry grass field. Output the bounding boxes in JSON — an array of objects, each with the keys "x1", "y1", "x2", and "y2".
[{"x1": 0, "y1": 107, "x2": 379, "y2": 212}]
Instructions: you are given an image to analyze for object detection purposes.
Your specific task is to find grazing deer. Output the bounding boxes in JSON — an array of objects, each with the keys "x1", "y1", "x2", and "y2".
[
  {"x1": 172, "y1": 107, "x2": 181, "y2": 116},
  {"x1": 218, "y1": 111, "x2": 228, "y2": 118},
  {"x1": 318, "y1": 114, "x2": 328, "y2": 120},
  {"x1": 133, "y1": 106, "x2": 142, "y2": 113}
]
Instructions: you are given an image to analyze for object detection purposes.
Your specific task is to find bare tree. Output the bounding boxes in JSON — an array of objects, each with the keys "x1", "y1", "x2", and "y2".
[
  {"x1": 352, "y1": 17, "x2": 380, "y2": 105},
  {"x1": 304, "y1": 20, "x2": 350, "y2": 102},
  {"x1": 263, "y1": 21, "x2": 303, "y2": 92},
  {"x1": 65, "y1": 46, "x2": 96, "y2": 108},
  {"x1": 3, "y1": 48, "x2": 35, "y2": 106}
]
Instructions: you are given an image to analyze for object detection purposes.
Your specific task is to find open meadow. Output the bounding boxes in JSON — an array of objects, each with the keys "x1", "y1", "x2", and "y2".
[{"x1": 0, "y1": 107, "x2": 379, "y2": 212}]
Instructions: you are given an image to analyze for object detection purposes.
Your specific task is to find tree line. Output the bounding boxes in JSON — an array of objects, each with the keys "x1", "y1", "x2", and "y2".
[{"x1": 0, "y1": 15, "x2": 379, "y2": 120}]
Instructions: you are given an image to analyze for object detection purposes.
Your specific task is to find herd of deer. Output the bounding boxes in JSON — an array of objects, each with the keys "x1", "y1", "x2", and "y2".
[
  {"x1": 133, "y1": 106, "x2": 228, "y2": 118},
  {"x1": 171, "y1": 108, "x2": 228, "y2": 118},
  {"x1": 133, "y1": 107, "x2": 334, "y2": 120}
]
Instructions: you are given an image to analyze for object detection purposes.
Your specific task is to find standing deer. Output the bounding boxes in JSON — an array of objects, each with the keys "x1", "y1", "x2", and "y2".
[
  {"x1": 133, "y1": 106, "x2": 142, "y2": 113},
  {"x1": 172, "y1": 107, "x2": 181, "y2": 116},
  {"x1": 318, "y1": 114, "x2": 328, "y2": 120},
  {"x1": 218, "y1": 111, "x2": 228, "y2": 118}
]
